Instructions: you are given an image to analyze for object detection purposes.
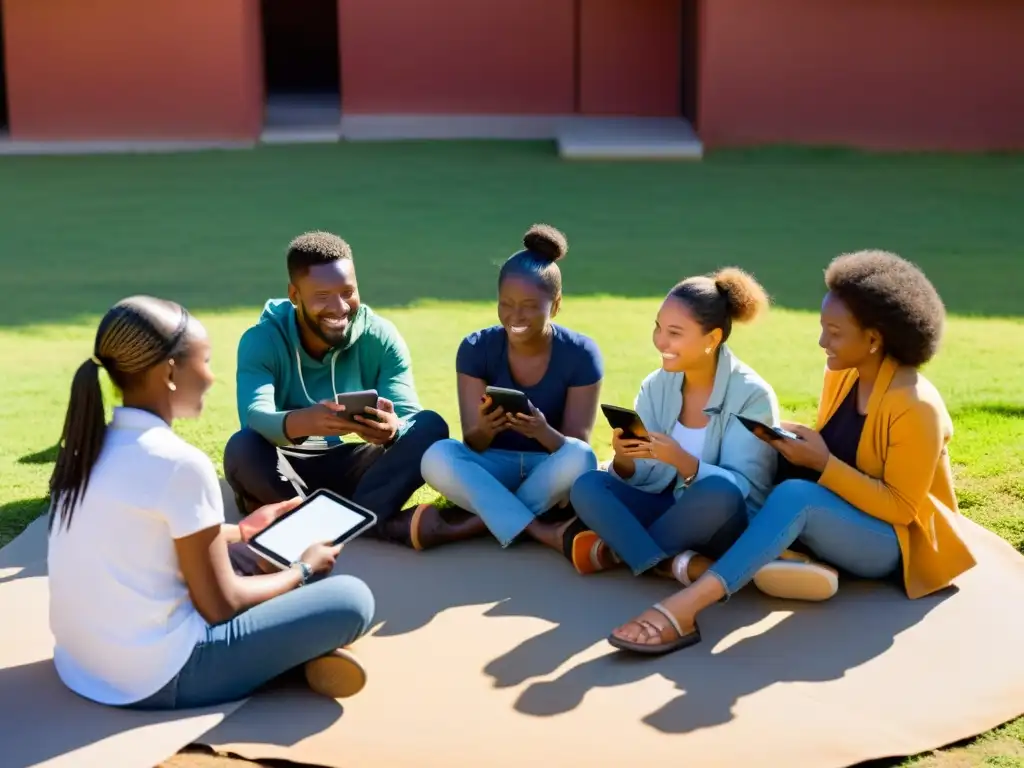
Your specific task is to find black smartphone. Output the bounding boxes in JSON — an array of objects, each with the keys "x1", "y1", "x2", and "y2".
[
  {"x1": 600, "y1": 404, "x2": 650, "y2": 441},
  {"x1": 335, "y1": 389, "x2": 380, "y2": 420},
  {"x1": 485, "y1": 386, "x2": 532, "y2": 416},
  {"x1": 735, "y1": 414, "x2": 801, "y2": 442}
]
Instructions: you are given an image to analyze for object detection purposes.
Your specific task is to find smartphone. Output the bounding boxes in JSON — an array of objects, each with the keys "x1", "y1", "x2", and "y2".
[
  {"x1": 334, "y1": 389, "x2": 380, "y2": 421},
  {"x1": 485, "y1": 386, "x2": 532, "y2": 416},
  {"x1": 247, "y1": 488, "x2": 378, "y2": 570},
  {"x1": 735, "y1": 414, "x2": 801, "y2": 442},
  {"x1": 600, "y1": 404, "x2": 650, "y2": 441}
]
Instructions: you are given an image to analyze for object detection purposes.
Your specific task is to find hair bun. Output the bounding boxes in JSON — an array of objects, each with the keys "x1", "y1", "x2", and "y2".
[
  {"x1": 522, "y1": 224, "x2": 568, "y2": 263},
  {"x1": 713, "y1": 267, "x2": 770, "y2": 324}
]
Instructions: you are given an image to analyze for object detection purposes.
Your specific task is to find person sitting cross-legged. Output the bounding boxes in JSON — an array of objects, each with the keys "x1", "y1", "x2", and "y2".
[
  {"x1": 567, "y1": 268, "x2": 779, "y2": 577},
  {"x1": 224, "y1": 231, "x2": 481, "y2": 564},
  {"x1": 420, "y1": 224, "x2": 603, "y2": 552},
  {"x1": 47, "y1": 296, "x2": 375, "y2": 710}
]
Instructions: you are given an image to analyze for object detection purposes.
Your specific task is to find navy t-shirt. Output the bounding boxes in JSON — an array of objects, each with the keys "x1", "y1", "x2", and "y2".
[{"x1": 456, "y1": 324, "x2": 604, "y2": 453}]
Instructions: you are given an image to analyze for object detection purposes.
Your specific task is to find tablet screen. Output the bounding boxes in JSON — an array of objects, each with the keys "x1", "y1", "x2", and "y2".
[{"x1": 252, "y1": 494, "x2": 369, "y2": 564}]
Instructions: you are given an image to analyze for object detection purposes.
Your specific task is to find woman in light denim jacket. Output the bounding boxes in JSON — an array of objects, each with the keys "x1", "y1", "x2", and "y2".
[{"x1": 567, "y1": 268, "x2": 779, "y2": 578}]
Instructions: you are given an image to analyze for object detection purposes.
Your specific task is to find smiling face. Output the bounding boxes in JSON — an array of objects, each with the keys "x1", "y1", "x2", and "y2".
[
  {"x1": 498, "y1": 274, "x2": 558, "y2": 344},
  {"x1": 653, "y1": 296, "x2": 722, "y2": 373},
  {"x1": 818, "y1": 291, "x2": 880, "y2": 371},
  {"x1": 288, "y1": 260, "x2": 361, "y2": 352}
]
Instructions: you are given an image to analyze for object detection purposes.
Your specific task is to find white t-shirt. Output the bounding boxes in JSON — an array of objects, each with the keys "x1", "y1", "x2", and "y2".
[
  {"x1": 671, "y1": 421, "x2": 707, "y2": 460},
  {"x1": 47, "y1": 407, "x2": 225, "y2": 706}
]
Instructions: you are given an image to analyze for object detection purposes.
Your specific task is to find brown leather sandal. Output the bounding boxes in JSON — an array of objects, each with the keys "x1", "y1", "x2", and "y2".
[{"x1": 607, "y1": 602, "x2": 701, "y2": 656}]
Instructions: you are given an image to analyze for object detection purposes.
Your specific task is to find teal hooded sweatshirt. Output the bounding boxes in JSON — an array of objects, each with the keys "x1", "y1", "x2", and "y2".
[{"x1": 235, "y1": 299, "x2": 421, "y2": 446}]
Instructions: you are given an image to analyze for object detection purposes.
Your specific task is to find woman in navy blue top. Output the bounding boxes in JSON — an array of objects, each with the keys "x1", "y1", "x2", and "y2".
[{"x1": 421, "y1": 225, "x2": 604, "y2": 550}]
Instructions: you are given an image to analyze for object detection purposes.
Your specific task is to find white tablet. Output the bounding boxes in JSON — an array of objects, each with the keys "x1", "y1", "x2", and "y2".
[{"x1": 247, "y1": 489, "x2": 378, "y2": 570}]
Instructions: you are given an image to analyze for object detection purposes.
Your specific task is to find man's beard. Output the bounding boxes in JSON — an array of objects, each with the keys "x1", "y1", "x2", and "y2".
[{"x1": 299, "y1": 301, "x2": 348, "y2": 347}]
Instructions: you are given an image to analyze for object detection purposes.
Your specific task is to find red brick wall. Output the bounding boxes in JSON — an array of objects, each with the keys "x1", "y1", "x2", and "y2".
[
  {"x1": 3, "y1": 0, "x2": 263, "y2": 141},
  {"x1": 699, "y1": 0, "x2": 1024, "y2": 151},
  {"x1": 338, "y1": 0, "x2": 575, "y2": 114}
]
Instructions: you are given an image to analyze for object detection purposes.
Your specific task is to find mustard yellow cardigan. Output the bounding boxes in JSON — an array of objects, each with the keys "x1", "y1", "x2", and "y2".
[{"x1": 815, "y1": 357, "x2": 976, "y2": 598}]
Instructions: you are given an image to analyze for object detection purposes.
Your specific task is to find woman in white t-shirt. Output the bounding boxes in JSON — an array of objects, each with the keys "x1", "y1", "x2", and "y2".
[{"x1": 46, "y1": 296, "x2": 375, "y2": 710}]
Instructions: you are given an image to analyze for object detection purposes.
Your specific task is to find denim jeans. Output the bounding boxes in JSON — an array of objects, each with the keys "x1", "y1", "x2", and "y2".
[
  {"x1": 420, "y1": 437, "x2": 598, "y2": 547},
  {"x1": 124, "y1": 575, "x2": 375, "y2": 710},
  {"x1": 224, "y1": 410, "x2": 449, "y2": 528},
  {"x1": 570, "y1": 471, "x2": 748, "y2": 575},
  {"x1": 707, "y1": 479, "x2": 901, "y2": 597}
]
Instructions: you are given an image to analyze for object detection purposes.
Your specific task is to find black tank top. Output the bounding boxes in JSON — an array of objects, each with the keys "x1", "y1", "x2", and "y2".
[{"x1": 774, "y1": 382, "x2": 866, "y2": 483}]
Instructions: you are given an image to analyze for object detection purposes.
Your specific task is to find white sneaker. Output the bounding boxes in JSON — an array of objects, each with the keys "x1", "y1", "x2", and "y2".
[{"x1": 753, "y1": 550, "x2": 839, "y2": 601}]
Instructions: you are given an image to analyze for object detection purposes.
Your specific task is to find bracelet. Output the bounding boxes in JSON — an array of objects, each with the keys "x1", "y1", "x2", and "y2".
[{"x1": 292, "y1": 561, "x2": 313, "y2": 586}]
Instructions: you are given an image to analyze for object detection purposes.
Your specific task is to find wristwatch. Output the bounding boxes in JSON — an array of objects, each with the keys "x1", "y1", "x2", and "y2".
[{"x1": 292, "y1": 561, "x2": 313, "y2": 586}]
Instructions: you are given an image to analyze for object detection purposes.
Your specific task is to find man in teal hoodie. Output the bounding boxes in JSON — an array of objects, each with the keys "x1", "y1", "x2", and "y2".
[{"x1": 224, "y1": 231, "x2": 485, "y2": 556}]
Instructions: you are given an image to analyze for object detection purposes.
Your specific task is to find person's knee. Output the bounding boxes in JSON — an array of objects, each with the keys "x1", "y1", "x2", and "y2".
[
  {"x1": 420, "y1": 438, "x2": 464, "y2": 489},
  {"x1": 405, "y1": 409, "x2": 450, "y2": 445},
  {"x1": 320, "y1": 575, "x2": 376, "y2": 639},
  {"x1": 556, "y1": 437, "x2": 598, "y2": 478},
  {"x1": 223, "y1": 429, "x2": 275, "y2": 484},
  {"x1": 569, "y1": 467, "x2": 610, "y2": 510},
  {"x1": 693, "y1": 475, "x2": 744, "y2": 509}
]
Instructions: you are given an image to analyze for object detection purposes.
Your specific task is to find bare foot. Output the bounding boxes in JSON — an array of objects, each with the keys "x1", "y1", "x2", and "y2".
[{"x1": 526, "y1": 519, "x2": 572, "y2": 551}]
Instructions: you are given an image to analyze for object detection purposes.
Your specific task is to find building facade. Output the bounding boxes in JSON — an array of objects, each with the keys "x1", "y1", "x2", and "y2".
[{"x1": 1, "y1": 0, "x2": 1021, "y2": 152}]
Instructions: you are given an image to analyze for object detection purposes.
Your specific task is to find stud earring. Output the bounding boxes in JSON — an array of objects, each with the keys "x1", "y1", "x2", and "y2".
[
  {"x1": 705, "y1": 346, "x2": 712, "y2": 355},
  {"x1": 168, "y1": 381, "x2": 177, "y2": 392},
  {"x1": 870, "y1": 346, "x2": 877, "y2": 354}
]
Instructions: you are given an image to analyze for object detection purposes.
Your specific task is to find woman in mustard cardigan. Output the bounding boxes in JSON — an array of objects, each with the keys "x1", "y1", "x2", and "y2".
[{"x1": 607, "y1": 249, "x2": 977, "y2": 656}]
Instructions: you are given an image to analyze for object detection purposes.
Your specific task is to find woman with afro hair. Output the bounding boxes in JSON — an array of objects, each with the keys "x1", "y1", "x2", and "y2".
[{"x1": 606, "y1": 249, "x2": 976, "y2": 657}]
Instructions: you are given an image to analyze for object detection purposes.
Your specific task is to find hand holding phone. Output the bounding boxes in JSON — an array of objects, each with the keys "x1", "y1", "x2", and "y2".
[
  {"x1": 600, "y1": 404, "x2": 650, "y2": 441},
  {"x1": 736, "y1": 414, "x2": 801, "y2": 443}
]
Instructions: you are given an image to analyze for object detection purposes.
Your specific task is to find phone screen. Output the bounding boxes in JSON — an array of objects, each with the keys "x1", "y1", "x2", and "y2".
[{"x1": 253, "y1": 495, "x2": 368, "y2": 564}]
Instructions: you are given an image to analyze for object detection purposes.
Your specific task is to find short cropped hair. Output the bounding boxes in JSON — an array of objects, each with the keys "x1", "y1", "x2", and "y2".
[{"x1": 286, "y1": 231, "x2": 353, "y2": 281}]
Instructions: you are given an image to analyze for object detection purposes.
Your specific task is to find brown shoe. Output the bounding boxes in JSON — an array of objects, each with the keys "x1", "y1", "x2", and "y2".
[
  {"x1": 378, "y1": 504, "x2": 488, "y2": 550},
  {"x1": 304, "y1": 647, "x2": 367, "y2": 699}
]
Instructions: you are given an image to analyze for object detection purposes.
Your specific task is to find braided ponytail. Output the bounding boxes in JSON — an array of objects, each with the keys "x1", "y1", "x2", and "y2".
[{"x1": 48, "y1": 297, "x2": 191, "y2": 532}]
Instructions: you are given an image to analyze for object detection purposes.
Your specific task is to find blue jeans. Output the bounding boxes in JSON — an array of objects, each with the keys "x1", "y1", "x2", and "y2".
[
  {"x1": 708, "y1": 479, "x2": 901, "y2": 597},
  {"x1": 420, "y1": 437, "x2": 598, "y2": 547},
  {"x1": 124, "y1": 574, "x2": 375, "y2": 710},
  {"x1": 570, "y1": 471, "x2": 748, "y2": 575}
]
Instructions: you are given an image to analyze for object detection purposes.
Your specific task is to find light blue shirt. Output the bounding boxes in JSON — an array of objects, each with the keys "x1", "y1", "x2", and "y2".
[{"x1": 613, "y1": 344, "x2": 780, "y2": 511}]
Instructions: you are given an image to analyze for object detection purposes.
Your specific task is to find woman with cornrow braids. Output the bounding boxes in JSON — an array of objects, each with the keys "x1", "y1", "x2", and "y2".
[{"x1": 46, "y1": 295, "x2": 375, "y2": 710}]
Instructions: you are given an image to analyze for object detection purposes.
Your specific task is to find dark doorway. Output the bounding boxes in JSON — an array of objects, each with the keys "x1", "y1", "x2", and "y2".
[
  {"x1": 260, "y1": 0, "x2": 341, "y2": 134},
  {"x1": 680, "y1": 0, "x2": 700, "y2": 126},
  {"x1": 0, "y1": 2, "x2": 9, "y2": 133}
]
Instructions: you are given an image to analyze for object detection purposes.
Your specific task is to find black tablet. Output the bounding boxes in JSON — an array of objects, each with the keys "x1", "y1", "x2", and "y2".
[
  {"x1": 247, "y1": 489, "x2": 378, "y2": 570},
  {"x1": 485, "y1": 386, "x2": 531, "y2": 416},
  {"x1": 600, "y1": 404, "x2": 650, "y2": 441},
  {"x1": 735, "y1": 414, "x2": 801, "y2": 442}
]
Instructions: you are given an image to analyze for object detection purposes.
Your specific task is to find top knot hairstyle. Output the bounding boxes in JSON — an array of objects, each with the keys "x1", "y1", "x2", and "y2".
[
  {"x1": 287, "y1": 231, "x2": 353, "y2": 281},
  {"x1": 498, "y1": 224, "x2": 569, "y2": 300},
  {"x1": 48, "y1": 296, "x2": 194, "y2": 533},
  {"x1": 668, "y1": 267, "x2": 770, "y2": 342},
  {"x1": 824, "y1": 249, "x2": 945, "y2": 368}
]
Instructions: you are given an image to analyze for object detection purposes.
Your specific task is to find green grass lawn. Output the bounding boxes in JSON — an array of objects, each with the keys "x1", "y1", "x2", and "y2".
[{"x1": 1, "y1": 143, "x2": 1022, "y2": 766}]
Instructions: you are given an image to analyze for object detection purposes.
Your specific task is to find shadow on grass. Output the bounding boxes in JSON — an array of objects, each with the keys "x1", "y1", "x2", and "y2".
[
  {"x1": 1, "y1": 143, "x2": 1023, "y2": 327},
  {"x1": 18, "y1": 444, "x2": 59, "y2": 465},
  {"x1": 0, "y1": 496, "x2": 49, "y2": 556}
]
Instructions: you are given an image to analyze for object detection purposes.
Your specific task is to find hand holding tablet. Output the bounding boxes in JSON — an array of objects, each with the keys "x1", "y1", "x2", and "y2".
[{"x1": 247, "y1": 489, "x2": 378, "y2": 571}]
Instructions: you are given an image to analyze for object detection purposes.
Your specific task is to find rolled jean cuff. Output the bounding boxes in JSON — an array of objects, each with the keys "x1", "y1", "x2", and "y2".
[
  {"x1": 630, "y1": 551, "x2": 668, "y2": 577},
  {"x1": 705, "y1": 568, "x2": 733, "y2": 602}
]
